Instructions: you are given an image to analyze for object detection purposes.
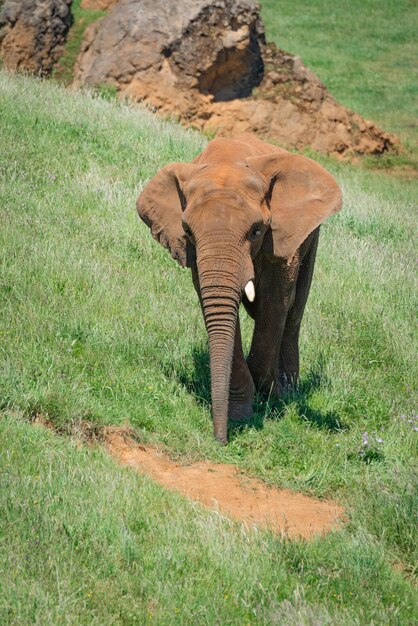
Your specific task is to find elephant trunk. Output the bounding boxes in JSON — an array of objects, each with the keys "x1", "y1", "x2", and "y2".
[{"x1": 197, "y1": 239, "x2": 244, "y2": 444}]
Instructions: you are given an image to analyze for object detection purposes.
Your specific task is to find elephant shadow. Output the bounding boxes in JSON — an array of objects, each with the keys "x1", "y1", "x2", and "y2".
[
  {"x1": 176, "y1": 346, "x2": 347, "y2": 435},
  {"x1": 177, "y1": 345, "x2": 212, "y2": 407}
]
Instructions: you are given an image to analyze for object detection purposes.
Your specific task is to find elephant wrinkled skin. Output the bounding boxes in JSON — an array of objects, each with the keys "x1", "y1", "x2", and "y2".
[{"x1": 137, "y1": 134, "x2": 342, "y2": 444}]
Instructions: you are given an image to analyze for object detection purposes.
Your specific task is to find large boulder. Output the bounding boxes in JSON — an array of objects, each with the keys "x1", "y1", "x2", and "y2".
[
  {"x1": 0, "y1": 0, "x2": 73, "y2": 75},
  {"x1": 75, "y1": 0, "x2": 264, "y2": 99},
  {"x1": 74, "y1": 0, "x2": 397, "y2": 156}
]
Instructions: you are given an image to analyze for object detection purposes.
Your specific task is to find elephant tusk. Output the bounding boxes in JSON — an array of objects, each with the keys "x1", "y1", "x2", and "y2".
[{"x1": 244, "y1": 280, "x2": 255, "y2": 302}]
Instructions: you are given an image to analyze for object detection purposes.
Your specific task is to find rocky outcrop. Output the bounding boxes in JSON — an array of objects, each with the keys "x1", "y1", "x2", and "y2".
[
  {"x1": 75, "y1": 0, "x2": 264, "y2": 98},
  {"x1": 74, "y1": 0, "x2": 398, "y2": 157},
  {"x1": 203, "y1": 43, "x2": 397, "y2": 156},
  {"x1": 0, "y1": 0, "x2": 73, "y2": 75}
]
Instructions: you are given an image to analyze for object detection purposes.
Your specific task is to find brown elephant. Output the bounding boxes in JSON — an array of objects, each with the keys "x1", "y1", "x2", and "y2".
[{"x1": 137, "y1": 134, "x2": 342, "y2": 444}]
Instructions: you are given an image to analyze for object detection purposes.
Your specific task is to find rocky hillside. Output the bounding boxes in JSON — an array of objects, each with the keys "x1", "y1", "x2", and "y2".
[{"x1": 0, "y1": 0, "x2": 398, "y2": 157}]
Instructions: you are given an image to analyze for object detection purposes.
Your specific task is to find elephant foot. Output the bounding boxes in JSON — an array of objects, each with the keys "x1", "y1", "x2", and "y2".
[
  {"x1": 248, "y1": 362, "x2": 279, "y2": 398},
  {"x1": 228, "y1": 380, "x2": 254, "y2": 421},
  {"x1": 228, "y1": 364, "x2": 255, "y2": 421},
  {"x1": 251, "y1": 374, "x2": 281, "y2": 400},
  {"x1": 228, "y1": 398, "x2": 254, "y2": 422}
]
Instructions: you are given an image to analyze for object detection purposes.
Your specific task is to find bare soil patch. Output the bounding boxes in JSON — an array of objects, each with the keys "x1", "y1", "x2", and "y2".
[
  {"x1": 104, "y1": 426, "x2": 345, "y2": 539},
  {"x1": 80, "y1": 0, "x2": 118, "y2": 9},
  {"x1": 32, "y1": 416, "x2": 345, "y2": 538}
]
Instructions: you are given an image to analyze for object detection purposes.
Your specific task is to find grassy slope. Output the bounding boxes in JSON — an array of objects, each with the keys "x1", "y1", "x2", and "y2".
[
  {"x1": 261, "y1": 0, "x2": 418, "y2": 156},
  {"x1": 0, "y1": 72, "x2": 417, "y2": 624}
]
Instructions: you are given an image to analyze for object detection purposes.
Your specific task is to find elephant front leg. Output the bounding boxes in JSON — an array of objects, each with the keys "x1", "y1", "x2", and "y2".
[
  {"x1": 228, "y1": 315, "x2": 255, "y2": 421},
  {"x1": 247, "y1": 314, "x2": 286, "y2": 399},
  {"x1": 277, "y1": 324, "x2": 300, "y2": 392},
  {"x1": 247, "y1": 256, "x2": 298, "y2": 399}
]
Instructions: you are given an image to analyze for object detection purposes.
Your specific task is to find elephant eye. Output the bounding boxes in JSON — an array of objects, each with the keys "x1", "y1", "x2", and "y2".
[{"x1": 250, "y1": 224, "x2": 263, "y2": 240}]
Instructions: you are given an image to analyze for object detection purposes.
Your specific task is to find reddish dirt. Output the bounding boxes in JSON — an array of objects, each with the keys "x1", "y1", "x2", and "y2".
[
  {"x1": 80, "y1": 0, "x2": 118, "y2": 8},
  {"x1": 104, "y1": 426, "x2": 345, "y2": 540}
]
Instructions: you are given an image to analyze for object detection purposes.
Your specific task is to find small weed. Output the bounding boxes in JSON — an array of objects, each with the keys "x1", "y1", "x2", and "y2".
[{"x1": 95, "y1": 82, "x2": 118, "y2": 101}]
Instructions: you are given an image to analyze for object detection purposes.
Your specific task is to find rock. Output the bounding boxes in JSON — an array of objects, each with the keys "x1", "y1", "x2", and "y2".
[
  {"x1": 75, "y1": 0, "x2": 264, "y2": 98},
  {"x1": 0, "y1": 0, "x2": 73, "y2": 75},
  {"x1": 73, "y1": 0, "x2": 398, "y2": 157}
]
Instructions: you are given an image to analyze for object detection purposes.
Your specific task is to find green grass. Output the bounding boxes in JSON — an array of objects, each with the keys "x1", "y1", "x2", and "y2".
[
  {"x1": 2, "y1": 417, "x2": 414, "y2": 626},
  {"x1": 261, "y1": 0, "x2": 418, "y2": 161},
  {"x1": 0, "y1": 71, "x2": 417, "y2": 624},
  {"x1": 53, "y1": 0, "x2": 107, "y2": 85}
]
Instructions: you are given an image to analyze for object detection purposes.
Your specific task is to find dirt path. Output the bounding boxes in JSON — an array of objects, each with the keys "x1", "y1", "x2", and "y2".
[{"x1": 104, "y1": 427, "x2": 345, "y2": 540}]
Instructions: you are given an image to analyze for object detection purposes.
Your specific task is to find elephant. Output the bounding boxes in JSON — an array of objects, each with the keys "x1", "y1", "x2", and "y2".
[{"x1": 137, "y1": 133, "x2": 342, "y2": 444}]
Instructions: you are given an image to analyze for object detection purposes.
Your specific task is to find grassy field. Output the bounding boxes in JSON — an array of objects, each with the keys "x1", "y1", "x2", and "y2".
[
  {"x1": 261, "y1": 0, "x2": 418, "y2": 157},
  {"x1": 1, "y1": 69, "x2": 417, "y2": 624}
]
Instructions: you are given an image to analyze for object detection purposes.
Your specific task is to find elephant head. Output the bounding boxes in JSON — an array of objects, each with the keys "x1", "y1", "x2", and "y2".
[{"x1": 137, "y1": 138, "x2": 341, "y2": 444}]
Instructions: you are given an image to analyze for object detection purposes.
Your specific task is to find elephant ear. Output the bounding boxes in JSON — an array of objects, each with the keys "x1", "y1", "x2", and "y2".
[
  {"x1": 136, "y1": 162, "x2": 203, "y2": 267},
  {"x1": 246, "y1": 152, "x2": 342, "y2": 261}
]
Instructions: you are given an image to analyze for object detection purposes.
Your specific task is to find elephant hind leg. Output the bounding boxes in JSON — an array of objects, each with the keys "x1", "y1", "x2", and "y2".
[{"x1": 278, "y1": 229, "x2": 319, "y2": 390}]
